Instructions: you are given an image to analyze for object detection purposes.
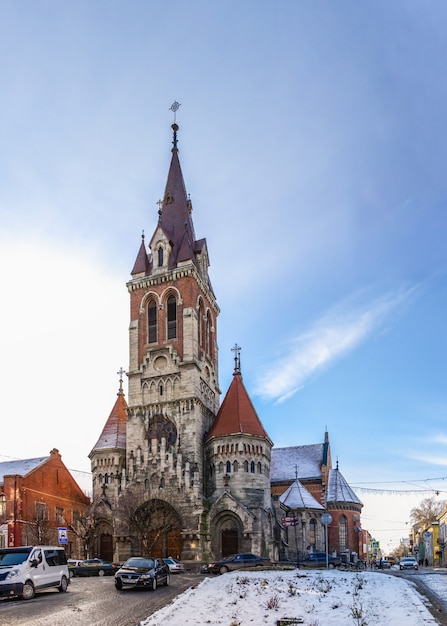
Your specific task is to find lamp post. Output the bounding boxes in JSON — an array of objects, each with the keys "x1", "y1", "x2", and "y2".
[{"x1": 321, "y1": 513, "x2": 332, "y2": 569}]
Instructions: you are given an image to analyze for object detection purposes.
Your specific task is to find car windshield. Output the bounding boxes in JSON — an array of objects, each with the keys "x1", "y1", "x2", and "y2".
[
  {"x1": 0, "y1": 550, "x2": 31, "y2": 566},
  {"x1": 124, "y1": 558, "x2": 154, "y2": 569}
]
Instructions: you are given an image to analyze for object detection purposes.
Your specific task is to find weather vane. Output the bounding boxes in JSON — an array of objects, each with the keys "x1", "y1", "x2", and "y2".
[{"x1": 169, "y1": 101, "x2": 181, "y2": 122}]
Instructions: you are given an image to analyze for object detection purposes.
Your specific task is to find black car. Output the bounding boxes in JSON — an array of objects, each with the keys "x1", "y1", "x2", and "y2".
[
  {"x1": 208, "y1": 553, "x2": 271, "y2": 575},
  {"x1": 68, "y1": 558, "x2": 119, "y2": 577},
  {"x1": 114, "y1": 557, "x2": 170, "y2": 590},
  {"x1": 298, "y1": 552, "x2": 341, "y2": 569}
]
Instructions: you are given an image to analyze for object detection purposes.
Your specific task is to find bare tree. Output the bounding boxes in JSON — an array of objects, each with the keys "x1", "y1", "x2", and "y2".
[
  {"x1": 410, "y1": 496, "x2": 446, "y2": 527},
  {"x1": 120, "y1": 492, "x2": 180, "y2": 556},
  {"x1": 69, "y1": 508, "x2": 97, "y2": 558}
]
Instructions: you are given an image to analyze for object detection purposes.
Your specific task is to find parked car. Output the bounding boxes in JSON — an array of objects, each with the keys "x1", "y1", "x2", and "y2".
[
  {"x1": 68, "y1": 558, "x2": 119, "y2": 577},
  {"x1": 208, "y1": 553, "x2": 271, "y2": 575},
  {"x1": 298, "y1": 552, "x2": 341, "y2": 569},
  {"x1": 114, "y1": 557, "x2": 170, "y2": 590},
  {"x1": 163, "y1": 557, "x2": 185, "y2": 573},
  {"x1": 379, "y1": 559, "x2": 391, "y2": 569},
  {"x1": 399, "y1": 557, "x2": 419, "y2": 570}
]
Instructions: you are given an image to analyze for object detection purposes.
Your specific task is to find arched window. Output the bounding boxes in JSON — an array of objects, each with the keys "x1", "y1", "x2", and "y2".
[
  {"x1": 148, "y1": 300, "x2": 157, "y2": 343},
  {"x1": 257, "y1": 462, "x2": 262, "y2": 473},
  {"x1": 0, "y1": 494, "x2": 6, "y2": 516},
  {"x1": 226, "y1": 461, "x2": 231, "y2": 473},
  {"x1": 158, "y1": 247, "x2": 164, "y2": 267},
  {"x1": 167, "y1": 295, "x2": 177, "y2": 339},
  {"x1": 250, "y1": 461, "x2": 255, "y2": 474},
  {"x1": 198, "y1": 301, "x2": 204, "y2": 348},
  {"x1": 244, "y1": 460, "x2": 249, "y2": 472},
  {"x1": 339, "y1": 515, "x2": 348, "y2": 551},
  {"x1": 233, "y1": 460, "x2": 239, "y2": 473},
  {"x1": 104, "y1": 473, "x2": 109, "y2": 484},
  {"x1": 205, "y1": 311, "x2": 211, "y2": 355},
  {"x1": 309, "y1": 518, "x2": 316, "y2": 549}
]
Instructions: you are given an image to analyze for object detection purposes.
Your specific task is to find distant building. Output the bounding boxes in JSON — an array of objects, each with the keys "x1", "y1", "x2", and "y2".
[
  {"x1": 0, "y1": 448, "x2": 90, "y2": 555},
  {"x1": 89, "y1": 116, "x2": 364, "y2": 564}
]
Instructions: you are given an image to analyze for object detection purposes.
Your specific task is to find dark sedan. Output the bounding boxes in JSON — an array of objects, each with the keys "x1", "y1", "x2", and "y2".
[
  {"x1": 68, "y1": 558, "x2": 119, "y2": 577},
  {"x1": 298, "y1": 552, "x2": 341, "y2": 569},
  {"x1": 208, "y1": 553, "x2": 271, "y2": 575},
  {"x1": 115, "y1": 557, "x2": 170, "y2": 590}
]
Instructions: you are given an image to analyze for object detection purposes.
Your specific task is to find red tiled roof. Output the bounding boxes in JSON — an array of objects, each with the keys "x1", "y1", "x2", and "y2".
[
  {"x1": 90, "y1": 390, "x2": 127, "y2": 453},
  {"x1": 206, "y1": 373, "x2": 272, "y2": 443}
]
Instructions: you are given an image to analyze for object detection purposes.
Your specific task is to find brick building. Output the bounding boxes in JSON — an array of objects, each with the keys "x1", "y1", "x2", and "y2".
[
  {"x1": 89, "y1": 116, "x2": 364, "y2": 564},
  {"x1": 0, "y1": 448, "x2": 90, "y2": 554}
]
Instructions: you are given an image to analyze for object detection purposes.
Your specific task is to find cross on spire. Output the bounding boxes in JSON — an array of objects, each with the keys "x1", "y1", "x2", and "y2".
[
  {"x1": 117, "y1": 367, "x2": 126, "y2": 395},
  {"x1": 231, "y1": 343, "x2": 241, "y2": 375}
]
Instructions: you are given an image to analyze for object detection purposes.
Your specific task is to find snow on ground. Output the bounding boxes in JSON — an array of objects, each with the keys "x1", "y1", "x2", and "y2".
[{"x1": 140, "y1": 569, "x2": 438, "y2": 626}]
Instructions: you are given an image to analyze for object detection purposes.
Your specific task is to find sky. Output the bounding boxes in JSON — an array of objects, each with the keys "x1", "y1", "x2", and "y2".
[
  {"x1": 139, "y1": 569, "x2": 438, "y2": 626},
  {"x1": 0, "y1": 0, "x2": 447, "y2": 551}
]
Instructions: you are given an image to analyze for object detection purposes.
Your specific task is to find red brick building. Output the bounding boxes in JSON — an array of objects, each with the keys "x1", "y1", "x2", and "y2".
[{"x1": 0, "y1": 448, "x2": 90, "y2": 555}]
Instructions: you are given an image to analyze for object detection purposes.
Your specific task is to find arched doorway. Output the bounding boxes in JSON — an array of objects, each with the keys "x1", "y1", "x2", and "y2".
[
  {"x1": 211, "y1": 513, "x2": 243, "y2": 559},
  {"x1": 131, "y1": 499, "x2": 183, "y2": 559}
]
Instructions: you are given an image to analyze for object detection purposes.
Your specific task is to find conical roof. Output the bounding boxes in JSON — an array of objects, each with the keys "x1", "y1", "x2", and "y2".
[
  {"x1": 279, "y1": 479, "x2": 324, "y2": 510},
  {"x1": 89, "y1": 384, "x2": 127, "y2": 454},
  {"x1": 326, "y1": 467, "x2": 362, "y2": 506},
  {"x1": 206, "y1": 372, "x2": 272, "y2": 443}
]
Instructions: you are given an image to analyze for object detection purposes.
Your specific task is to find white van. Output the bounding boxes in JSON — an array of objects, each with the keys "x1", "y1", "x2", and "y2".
[{"x1": 0, "y1": 546, "x2": 69, "y2": 600}]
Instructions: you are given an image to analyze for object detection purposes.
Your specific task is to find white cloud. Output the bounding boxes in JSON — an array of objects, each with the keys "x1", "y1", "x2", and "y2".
[{"x1": 254, "y1": 286, "x2": 418, "y2": 403}]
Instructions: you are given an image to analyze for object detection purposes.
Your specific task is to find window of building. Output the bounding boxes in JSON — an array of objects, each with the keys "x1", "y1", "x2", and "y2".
[
  {"x1": 339, "y1": 515, "x2": 348, "y2": 551},
  {"x1": 233, "y1": 460, "x2": 239, "y2": 473},
  {"x1": 205, "y1": 311, "x2": 211, "y2": 355},
  {"x1": 167, "y1": 295, "x2": 177, "y2": 339},
  {"x1": 35, "y1": 502, "x2": 47, "y2": 521},
  {"x1": 158, "y1": 246, "x2": 164, "y2": 267},
  {"x1": 250, "y1": 461, "x2": 255, "y2": 474},
  {"x1": 309, "y1": 518, "x2": 316, "y2": 549},
  {"x1": 198, "y1": 301, "x2": 204, "y2": 348},
  {"x1": 148, "y1": 300, "x2": 157, "y2": 343},
  {"x1": 244, "y1": 460, "x2": 249, "y2": 472},
  {"x1": 0, "y1": 494, "x2": 6, "y2": 517},
  {"x1": 55, "y1": 507, "x2": 65, "y2": 525},
  {"x1": 226, "y1": 461, "x2": 231, "y2": 473}
]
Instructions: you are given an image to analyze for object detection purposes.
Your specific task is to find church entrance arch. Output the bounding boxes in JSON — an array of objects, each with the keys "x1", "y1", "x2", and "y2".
[
  {"x1": 93, "y1": 520, "x2": 114, "y2": 561},
  {"x1": 132, "y1": 499, "x2": 183, "y2": 559},
  {"x1": 211, "y1": 513, "x2": 243, "y2": 559}
]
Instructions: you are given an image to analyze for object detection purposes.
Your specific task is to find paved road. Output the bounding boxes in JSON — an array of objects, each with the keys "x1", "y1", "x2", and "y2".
[
  {"x1": 387, "y1": 567, "x2": 447, "y2": 626},
  {"x1": 0, "y1": 571, "x2": 205, "y2": 626}
]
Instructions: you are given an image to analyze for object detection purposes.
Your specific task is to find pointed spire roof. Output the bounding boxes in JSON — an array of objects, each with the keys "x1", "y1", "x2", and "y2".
[
  {"x1": 206, "y1": 347, "x2": 272, "y2": 443},
  {"x1": 131, "y1": 233, "x2": 151, "y2": 275},
  {"x1": 279, "y1": 479, "x2": 324, "y2": 510},
  {"x1": 90, "y1": 373, "x2": 128, "y2": 455},
  {"x1": 326, "y1": 465, "x2": 363, "y2": 506}
]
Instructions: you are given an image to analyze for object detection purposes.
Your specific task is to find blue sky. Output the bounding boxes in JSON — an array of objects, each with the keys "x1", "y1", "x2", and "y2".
[{"x1": 1, "y1": 0, "x2": 446, "y2": 549}]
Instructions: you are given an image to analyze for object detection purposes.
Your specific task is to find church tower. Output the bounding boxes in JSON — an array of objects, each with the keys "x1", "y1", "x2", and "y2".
[{"x1": 116, "y1": 113, "x2": 220, "y2": 561}]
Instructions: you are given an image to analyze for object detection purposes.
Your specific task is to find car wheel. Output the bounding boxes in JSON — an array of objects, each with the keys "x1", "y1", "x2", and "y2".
[
  {"x1": 58, "y1": 575, "x2": 68, "y2": 593},
  {"x1": 219, "y1": 565, "x2": 229, "y2": 574},
  {"x1": 151, "y1": 577, "x2": 157, "y2": 591},
  {"x1": 98, "y1": 569, "x2": 105, "y2": 577},
  {"x1": 20, "y1": 580, "x2": 35, "y2": 600},
  {"x1": 115, "y1": 578, "x2": 123, "y2": 590},
  {"x1": 69, "y1": 569, "x2": 75, "y2": 578},
  {"x1": 328, "y1": 563, "x2": 335, "y2": 569}
]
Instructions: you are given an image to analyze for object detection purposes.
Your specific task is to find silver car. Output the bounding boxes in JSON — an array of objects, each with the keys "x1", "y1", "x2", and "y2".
[{"x1": 399, "y1": 557, "x2": 418, "y2": 570}]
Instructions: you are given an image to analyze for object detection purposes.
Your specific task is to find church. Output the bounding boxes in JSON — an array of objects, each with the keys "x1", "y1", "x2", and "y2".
[{"x1": 88, "y1": 114, "x2": 365, "y2": 565}]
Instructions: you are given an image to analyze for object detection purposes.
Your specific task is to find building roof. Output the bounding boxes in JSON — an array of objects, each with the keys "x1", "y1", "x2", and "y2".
[
  {"x1": 327, "y1": 467, "x2": 363, "y2": 506},
  {"x1": 90, "y1": 383, "x2": 128, "y2": 454},
  {"x1": 279, "y1": 479, "x2": 325, "y2": 510},
  {"x1": 0, "y1": 456, "x2": 49, "y2": 484},
  {"x1": 270, "y1": 444, "x2": 325, "y2": 482},
  {"x1": 206, "y1": 372, "x2": 272, "y2": 443}
]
